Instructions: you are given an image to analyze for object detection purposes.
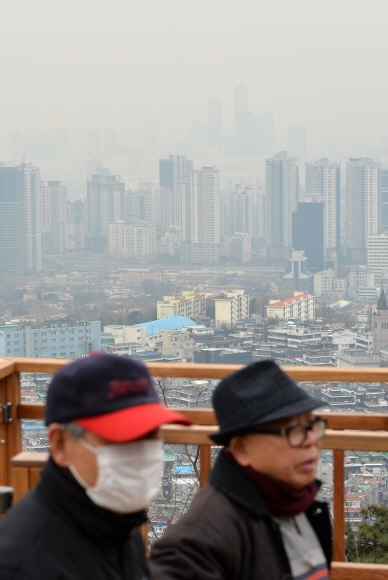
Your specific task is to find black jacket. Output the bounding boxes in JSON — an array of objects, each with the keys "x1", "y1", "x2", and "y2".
[
  {"x1": 0, "y1": 458, "x2": 150, "y2": 580},
  {"x1": 150, "y1": 452, "x2": 332, "y2": 580}
]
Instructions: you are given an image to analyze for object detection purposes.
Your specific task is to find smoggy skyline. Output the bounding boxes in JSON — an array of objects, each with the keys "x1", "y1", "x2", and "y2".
[{"x1": 1, "y1": 0, "x2": 388, "y2": 157}]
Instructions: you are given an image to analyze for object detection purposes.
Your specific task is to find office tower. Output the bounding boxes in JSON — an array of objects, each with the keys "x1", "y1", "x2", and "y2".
[
  {"x1": 382, "y1": 168, "x2": 388, "y2": 231},
  {"x1": 292, "y1": 202, "x2": 324, "y2": 273},
  {"x1": 305, "y1": 158, "x2": 340, "y2": 261},
  {"x1": 0, "y1": 163, "x2": 42, "y2": 274},
  {"x1": 234, "y1": 85, "x2": 255, "y2": 155},
  {"x1": 64, "y1": 200, "x2": 85, "y2": 253},
  {"x1": 86, "y1": 174, "x2": 126, "y2": 253},
  {"x1": 255, "y1": 113, "x2": 275, "y2": 156},
  {"x1": 345, "y1": 158, "x2": 381, "y2": 264},
  {"x1": 41, "y1": 181, "x2": 68, "y2": 254},
  {"x1": 287, "y1": 127, "x2": 306, "y2": 160},
  {"x1": 265, "y1": 151, "x2": 299, "y2": 261},
  {"x1": 208, "y1": 98, "x2": 223, "y2": 147}
]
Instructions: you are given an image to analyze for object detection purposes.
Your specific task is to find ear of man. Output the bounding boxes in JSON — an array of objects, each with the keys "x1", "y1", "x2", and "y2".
[
  {"x1": 229, "y1": 435, "x2": 252, "y2": 467},
  {"x1": 48, "y1": 424, "x2": 73, "y2": 467}
]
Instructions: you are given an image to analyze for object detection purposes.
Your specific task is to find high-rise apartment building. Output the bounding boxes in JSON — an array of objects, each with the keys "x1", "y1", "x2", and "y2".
[
  {"x1": 64, "y1": 200, "x2": 85, "y2": 253},
  {"x1": 381, "y1": 168, "x2": 388, "y2": 232},
  {"x1": 229, "y1": 186, "x2": 266, "y2": 245},
  {"x1": 159, "y1": 155, "x2": 193, "y2": 191},
  {"x1": 108, "y1": 221, "x2": 156, "y2": 261},
  {"x1": 190, "y1": 166, "x2": 220, "y2": 245},
  {"x1": 159, "y1": 155, "x2": 193, "y2": 240},
  {"x1": 265, "y1": 151, "x2": 299, "y2": 260},
  {"x1": 367, "y1": 233, "x2": 388, "y2": 280},
  {"x1": 0, "y1": 163, "x2": 42, "y2": 273},
  {"x1": 41, "y1": 181, "x2": 68, "y2": 254},
  {"x1": 345, "y1": 158, "x2": 381, "y2": 264},
  {"x1": 86, "y1": 174, "x2": 126, "y2": 253},
  {"x1": 305, "y1": 159, "x2": 340, "y2": 260}
]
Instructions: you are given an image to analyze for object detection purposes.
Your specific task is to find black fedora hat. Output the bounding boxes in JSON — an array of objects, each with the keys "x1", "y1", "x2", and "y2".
[{"x1": 210, "y1": 360, "x2": 323, "y2": 445}]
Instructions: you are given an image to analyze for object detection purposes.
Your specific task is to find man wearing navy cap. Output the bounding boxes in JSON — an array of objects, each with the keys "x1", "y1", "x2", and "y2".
[
  {"x1": 0, "y1": 353, "x2": 190, "y2": 580},
  {"x1": 151, "y1": 360, "x2": 332, "y2": 580}
]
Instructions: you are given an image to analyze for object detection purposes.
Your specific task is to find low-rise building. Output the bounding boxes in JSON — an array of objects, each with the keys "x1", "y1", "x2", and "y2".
[
  {"x1": 0, "y1": 321, "x2": 101, "y2": 359},
  {"x1": 157, "y1": 292, "x2": 206, "y2": 320},
  {"x1": 266, "y1": 292, "x2": 315, "y2": 322},
  {"x1": 214, "y1": 289, "x2": 249, "y2": 326}
]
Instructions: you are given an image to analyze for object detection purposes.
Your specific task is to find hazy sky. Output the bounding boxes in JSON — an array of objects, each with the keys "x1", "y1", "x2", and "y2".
[{"x1": 1, "y1": 0, "x2": 388, "y2": 150}]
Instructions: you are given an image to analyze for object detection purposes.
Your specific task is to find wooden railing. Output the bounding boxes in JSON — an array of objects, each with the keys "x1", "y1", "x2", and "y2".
[{"x1": 2, "y1": 358, "x2": 388, "y2": 579}]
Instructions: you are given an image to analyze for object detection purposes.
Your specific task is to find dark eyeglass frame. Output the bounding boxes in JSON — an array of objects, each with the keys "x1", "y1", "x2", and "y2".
[{"x1": 248, "y1": 417, "x2": 327, "y2": 448}]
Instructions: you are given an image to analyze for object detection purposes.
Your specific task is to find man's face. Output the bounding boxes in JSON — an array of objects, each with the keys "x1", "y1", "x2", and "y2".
[
  {"x1": 49, "y1": 425, "x2": 161, "y2": 486},
  {"x1": 229, "y1": 412, "x2": 321, "y2": 490}
]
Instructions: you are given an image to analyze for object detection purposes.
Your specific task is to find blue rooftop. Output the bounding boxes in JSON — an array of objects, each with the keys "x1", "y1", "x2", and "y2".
[
  {"x1": 174, "y1": 465, "x2": 195, "y2": 474},
  {"x1": 134, "y1": 316, "x2": 197, "y2": 336}
]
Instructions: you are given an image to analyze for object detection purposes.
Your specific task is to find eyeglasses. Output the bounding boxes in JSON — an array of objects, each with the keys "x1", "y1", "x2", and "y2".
[{"x1": 249, "y1": 417, "x2": 326, "y2": 448}]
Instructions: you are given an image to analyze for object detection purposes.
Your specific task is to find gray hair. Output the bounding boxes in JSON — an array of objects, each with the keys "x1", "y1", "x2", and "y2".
[{"x1": 60, "y1": 422, "x2": 86, "y2": 440}]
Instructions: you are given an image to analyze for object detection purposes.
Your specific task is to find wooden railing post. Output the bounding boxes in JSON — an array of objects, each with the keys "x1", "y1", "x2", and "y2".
[
  {"x1": 333, "y1": 449, "x2": 345, "y2": 561},
  {"x1": 199, "y1": 445, "x2": 212, "y2": 488}
]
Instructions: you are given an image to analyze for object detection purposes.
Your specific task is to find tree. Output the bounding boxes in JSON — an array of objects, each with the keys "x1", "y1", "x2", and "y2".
[{"x1": 346, "y1": 505, "x2": 388, "y2": 563}]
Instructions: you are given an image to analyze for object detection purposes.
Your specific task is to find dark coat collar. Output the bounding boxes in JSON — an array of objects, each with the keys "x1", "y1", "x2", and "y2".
[
  {"x1": 208, "y1": 452, "x2": 332, "y2": 567},
  {"x1": 209, "y1": 451, "x2": 272, "y2": 517}
]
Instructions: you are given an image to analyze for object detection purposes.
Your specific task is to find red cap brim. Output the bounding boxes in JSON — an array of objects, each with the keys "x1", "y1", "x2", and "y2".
[{"x1": 75, "y1": 403, "x2": 191, "y2": 442}]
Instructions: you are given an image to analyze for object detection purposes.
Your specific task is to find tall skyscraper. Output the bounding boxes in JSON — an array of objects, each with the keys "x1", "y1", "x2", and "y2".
[
  {"x1": 265, "y1": 152, "x2": 299, "y2": 261},
  {"x1": 86, "y1": 174, "x2": 126, "y2": 253},
  {"x1": 305, "y1": 158, "x2": 340, "y2": 260},
  {"x1": 345, "y1": 158, "x2": 381, "y2": 264},
  {"x1": 0, "y1": 163, "x2": 42, "y2": 273},
  {"x1": 208, "y1": 98, "x2": 223, "y2": 148},
  {"x1": 41, "y1": 181, "x2": 68, "y2": 254},
  {"x1": 292, "y1": 202, "x2": 324, "y2": 273}
]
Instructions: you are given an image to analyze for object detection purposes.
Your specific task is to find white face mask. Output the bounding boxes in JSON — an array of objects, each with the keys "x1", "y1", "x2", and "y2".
[{"x1": 69, "y1": 438, "x2": 164, "y2": 514}]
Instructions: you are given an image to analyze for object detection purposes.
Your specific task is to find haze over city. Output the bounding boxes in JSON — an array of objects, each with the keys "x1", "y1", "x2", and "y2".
[{"x1": 1, "y1": 0, "x2": 388, "y2": 168}]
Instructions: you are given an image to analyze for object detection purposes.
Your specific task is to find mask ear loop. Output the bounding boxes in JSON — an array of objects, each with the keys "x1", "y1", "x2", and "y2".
[{"x1": 68, "y1": 438, "x2": 98, "y2": 489}]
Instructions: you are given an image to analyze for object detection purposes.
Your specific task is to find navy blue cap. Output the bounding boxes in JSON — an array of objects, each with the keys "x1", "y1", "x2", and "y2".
[{"x1": 45, "y1": 353, "x2": 190, "y2": 441}]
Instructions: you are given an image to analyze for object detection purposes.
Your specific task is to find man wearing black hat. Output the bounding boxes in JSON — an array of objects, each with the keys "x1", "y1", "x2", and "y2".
[
  {"x1": 0, "y1": 353, "x2": 190, "y2": 580},
  {"x1": 150, "y1": 360, "x2": 332, "y2": 580}
]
